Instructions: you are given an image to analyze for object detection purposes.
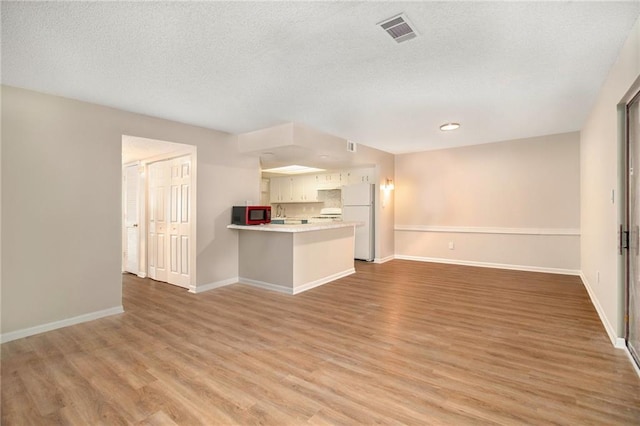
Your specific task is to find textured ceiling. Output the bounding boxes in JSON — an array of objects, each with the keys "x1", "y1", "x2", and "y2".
[{"x1": 2, "y1": 1, "x2": 639, "y2": 154}]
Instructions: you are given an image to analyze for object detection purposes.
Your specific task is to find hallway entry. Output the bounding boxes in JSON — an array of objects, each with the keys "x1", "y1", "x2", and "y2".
[{"x1": 122, "y1": 135, "x2": 196, "y2": 290}]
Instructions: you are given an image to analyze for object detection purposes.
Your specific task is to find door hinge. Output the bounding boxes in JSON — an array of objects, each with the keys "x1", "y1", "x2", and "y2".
[{"x1": 620, "y1": 225, "x2": 630, "y2": 254}]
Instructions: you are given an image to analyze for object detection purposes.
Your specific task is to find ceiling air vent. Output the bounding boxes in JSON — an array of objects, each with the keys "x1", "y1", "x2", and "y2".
[
  {"x1": 347, "y1": 140, "x2": 357, "y2": 153},
  {"x1": 378, "y1": 13, "x2": 417, "y2": 43}
]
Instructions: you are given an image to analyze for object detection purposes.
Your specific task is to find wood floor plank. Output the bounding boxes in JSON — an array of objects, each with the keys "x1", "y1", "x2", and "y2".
[{"x1": 2, "y1": 260, "x2": 639, "y2": 424}]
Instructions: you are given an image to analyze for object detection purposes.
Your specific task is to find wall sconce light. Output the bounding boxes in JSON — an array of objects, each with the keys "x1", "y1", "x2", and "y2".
[{"x1": 381, "y1": 178, "x2": 394, "y2": 191}]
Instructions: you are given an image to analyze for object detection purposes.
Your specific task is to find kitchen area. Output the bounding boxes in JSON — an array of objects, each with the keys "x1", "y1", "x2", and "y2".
[
  {"x1": 227, "y1": 167, "x2": 377, "y2": 295},
  {"x1": 262, "y1": 167, "x2": 376, "y2": 262},
  {"x1": 227, "y1": 121, "x2": 395, "y2": 295}
]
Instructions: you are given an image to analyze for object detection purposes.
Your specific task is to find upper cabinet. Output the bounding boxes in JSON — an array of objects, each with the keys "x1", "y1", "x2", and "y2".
[
  {"x1": 315, "y1": 172, "x2": 344, "y2": 190},
  {"x1": 270, "y1": 175, "x2": 318, "y2": 203},
  {"x1": 293, "y1": 174, "x2": 318, "y2": 202},
  {"x1": 270, "y1": 176, "x2": 292, "y2": 203},
  {"x1": 345, "y1": 167, "x2": 374, "y2": 185},
  {"x1": 267, "y1": 167, "x2": 375, "y2": 203}
]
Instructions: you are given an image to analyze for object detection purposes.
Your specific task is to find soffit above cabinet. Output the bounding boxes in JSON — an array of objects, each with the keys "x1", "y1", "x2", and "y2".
[{"x1": 238, "y1": 122, "x2": 376, "y2": 170}]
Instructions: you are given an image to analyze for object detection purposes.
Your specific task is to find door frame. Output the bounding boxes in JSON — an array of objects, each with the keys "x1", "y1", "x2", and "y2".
[
  {"x1": 122, "y1": 161, "x2": 145, "y2": 277},
  {"x1": 619, "y1": 76, "x2": 640, "y2": 371}
]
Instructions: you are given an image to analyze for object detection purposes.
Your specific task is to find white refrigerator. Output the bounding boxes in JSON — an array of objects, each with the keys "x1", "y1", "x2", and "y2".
[{"x1": 342, "y1": 183, "x2": 374, "y2": 261}]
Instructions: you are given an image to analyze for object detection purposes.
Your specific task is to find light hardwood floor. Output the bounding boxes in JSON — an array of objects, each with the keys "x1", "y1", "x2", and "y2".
[{"x1": 2, "y1": 260, "x2": 639, "y2": 425}]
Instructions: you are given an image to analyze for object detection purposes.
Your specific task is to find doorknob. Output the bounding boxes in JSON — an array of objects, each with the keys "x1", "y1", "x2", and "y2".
[{"x1": 133, "y1": 224, "x2": 138, "y2": 227}]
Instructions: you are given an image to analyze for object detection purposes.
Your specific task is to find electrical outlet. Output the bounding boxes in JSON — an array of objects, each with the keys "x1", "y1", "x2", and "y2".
[
  {"x1": 597, "y1": 271, "x2": 600, "y2": 283},
  {"x1": 448, "y1": 241, "x2": 455, "y2": 250}
]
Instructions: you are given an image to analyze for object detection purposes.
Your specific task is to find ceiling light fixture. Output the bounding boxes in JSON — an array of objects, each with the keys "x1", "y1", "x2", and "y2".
[
  {"x1": 440, "y1": 122, "x2": 461, "y2": 131},
  {"x1": 261, "y1": 165, "x2": 325, "y2": 175}
]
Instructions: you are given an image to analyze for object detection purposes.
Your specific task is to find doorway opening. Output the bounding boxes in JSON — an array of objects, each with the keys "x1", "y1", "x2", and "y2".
[{"x1": 122, "y1": 135, "x2": 197, "y2": 290}]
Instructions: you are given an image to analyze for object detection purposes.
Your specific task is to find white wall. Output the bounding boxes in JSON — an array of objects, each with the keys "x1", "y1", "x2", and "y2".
[
  {"x1": 581, "y1": 17, "x2": 640, "y2": 345},
  {"x1": 395, "y1": 132, "x2": 581, "y2": 273},
  {"x1": 1, "y1": 86, "x2": 259, "y2": 338}
]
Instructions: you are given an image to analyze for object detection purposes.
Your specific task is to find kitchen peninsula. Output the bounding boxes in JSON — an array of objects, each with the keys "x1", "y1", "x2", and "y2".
[{"x1": 227, "y1": 222, "x2": 358, "y2": 294}]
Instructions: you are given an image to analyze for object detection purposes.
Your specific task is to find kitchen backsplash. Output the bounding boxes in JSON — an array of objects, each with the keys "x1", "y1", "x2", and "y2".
[
  {"x1": 318, "y1": 189, "x2": 341, "y2": 208},
  {"x1": 271, "y1": 189, "x2": 341, "y2": 217}
]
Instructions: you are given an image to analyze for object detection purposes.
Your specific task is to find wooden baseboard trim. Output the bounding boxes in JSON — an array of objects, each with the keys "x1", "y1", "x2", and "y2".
[
  {"x1": 0, "y1": 306, "x2": 124, "y2": 344},
  {"x1": 395, "y1": 255, "x2": 581, "y2": 276}
]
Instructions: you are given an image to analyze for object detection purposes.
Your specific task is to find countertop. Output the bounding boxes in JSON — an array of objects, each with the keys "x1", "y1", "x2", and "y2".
[{"x1": 227, "y1": 221, "x2": 361, "y2": 233}]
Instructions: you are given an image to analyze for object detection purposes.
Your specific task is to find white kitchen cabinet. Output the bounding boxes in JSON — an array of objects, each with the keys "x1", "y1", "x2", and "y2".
[
  {"x1": 260, "y1": 178, "x2": 270, "y2": 205},
  {"x1": 316, "y1": 172, "x2": 344, "y2": 190},
  {"x1": 270, "y1": 175, "x2": 317, "y2": 203},
  {"x1": 292, "y1": 174, "x2": 318, "y2": 202},
  {"x1": 270, "y1": 176, "x2": 292, "y2": 203},
  {"x1": 346, "y1": 167, "x2": 375, "y2": 185}
]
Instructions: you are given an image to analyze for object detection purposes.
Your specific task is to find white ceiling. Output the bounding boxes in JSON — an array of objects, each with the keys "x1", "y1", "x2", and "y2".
[{"x1": 2, "y1": 1, "x2": 639, "y2": 154}]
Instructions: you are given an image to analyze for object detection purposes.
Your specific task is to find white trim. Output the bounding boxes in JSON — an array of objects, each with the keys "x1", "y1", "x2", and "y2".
[
  {"x1": 137, "y1": 272, "x2": 147, "y2": 278},
  {"x1": 0, "y1": 306, "x2": 124, "y2": 344},
  {"x1": 581, "y1": 271, "x2": 640, "y2": 376},
  {"x1": 374, "y1": 255, "x2": 395, "y2": 264},
  {"x1": 239, "y1": 268, "x2": 356, "y2": 295},
  {"x1": 188, "y1": 277, "x2": 238, "y2": 294},
  {"x1": 395, "y1": 225, "x2": 580, "y2": 236},
  {"x1": 579, "y1": 272, "x2": 620, "y2": 347},
  {"x1": 238, "y1": 278, "x2": 292, "y2": 294},
  {"x1": 292, "y1": 268, "x2": 356, "y2": 294},
  {"x1": 395, "y1": 255, "x2": 581, "y2": 276}
]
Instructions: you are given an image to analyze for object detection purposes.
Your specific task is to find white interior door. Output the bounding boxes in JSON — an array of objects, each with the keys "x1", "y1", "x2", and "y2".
[
  {"x1": 167, "y1": 156, "x2": 191, "y2": 287},
  {"x1": 148, "y1": 155, "x2": 192, "y2": 289},
  {"x1": 123, "y1": 164, "x2": 140, "y2": 274},
  {"x1": 148, "y1": 161, "x2": 169, "y2": 283}
]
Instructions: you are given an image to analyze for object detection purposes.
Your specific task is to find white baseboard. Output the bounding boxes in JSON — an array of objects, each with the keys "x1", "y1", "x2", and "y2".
[
  {"x1": 238, "y1": 277, "x2": 291, "y2": 294},
  {"x1": 395, "y1": 255, "x2": 581, "y2": 276},
  {"x1": 374, "y1": 255, "x2": 395, "y2": 264},
  {"x1": 188, "y1": 277, "x2": 238, "y2": 294},
  {"x1": 137, "y1": 272, "x2": 147, "y2": 278},
  {"x1": 0, "y1": 306, "x2": 124, "y2": 344},
  {"x1": 579, "y1": 272, "x2": 621, "y2": 348},
  {"x1": 239, "y1": 268, "x2": 356, "y2": 295},
  {"x1": 292, "y1": 268, "x2": 356, "y2": 294}
]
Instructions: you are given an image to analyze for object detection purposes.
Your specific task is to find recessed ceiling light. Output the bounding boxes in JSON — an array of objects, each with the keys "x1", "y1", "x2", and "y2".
[
  {"x1": 440, "y1": 122, "x2": 461, "y2": 131},
  {"x1": 262, "y1": 165, "x2": 326, "y2": 174}
]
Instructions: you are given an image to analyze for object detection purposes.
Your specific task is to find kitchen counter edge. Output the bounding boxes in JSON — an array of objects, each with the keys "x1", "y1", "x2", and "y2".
[{"x1": 227, "y1": 222, "x2": 361, "y2": 233}]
